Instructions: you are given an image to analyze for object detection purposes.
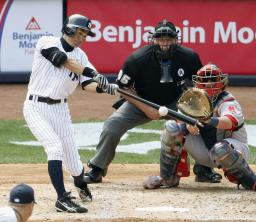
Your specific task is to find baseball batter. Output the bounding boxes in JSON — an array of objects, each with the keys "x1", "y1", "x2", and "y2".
[
  {"x1": 23, "y1": 14, "x2": 116, "y2": 213},
  {"x1": 144, "y1": 64, "x2": 256, "y2": 190}
]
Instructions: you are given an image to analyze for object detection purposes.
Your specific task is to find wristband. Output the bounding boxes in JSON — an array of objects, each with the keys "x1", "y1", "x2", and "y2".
[
  {"x1": 179, "y1": 123, "x2": 189, "y2": 136},
  {"x1": 207, "y1": 117, "x2": 219, "y2": 128},
  {"x1": 82, "y1": 67, "x2": 96, "y2": 78}
]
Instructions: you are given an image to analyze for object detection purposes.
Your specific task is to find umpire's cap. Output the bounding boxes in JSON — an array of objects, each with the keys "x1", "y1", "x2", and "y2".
[
  {"x1": 62, "y1": 14, "x2": 95, "y2": 37},
  {"x1": 9, "y1": 183, "x2": 36, "y2": 204},
  {"x1": 153, "y1": 19, "x2": 179, "y2": 38}
]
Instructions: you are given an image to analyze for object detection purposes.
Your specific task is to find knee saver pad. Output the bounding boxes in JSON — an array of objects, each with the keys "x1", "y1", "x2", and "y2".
[
  {"x1": 210, "y1": 140, "x2": 240, "y2": 169},
  {"x1": 161, "y1": 120, "x2": 184, "y2": 156}
]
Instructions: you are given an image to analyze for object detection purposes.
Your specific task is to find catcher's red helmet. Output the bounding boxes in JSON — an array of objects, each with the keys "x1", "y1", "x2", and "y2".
[{"x1": 192, "y1": 64, "x2": 228, "y2": 100}]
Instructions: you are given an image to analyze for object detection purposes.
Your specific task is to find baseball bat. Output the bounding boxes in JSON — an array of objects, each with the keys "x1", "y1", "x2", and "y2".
[{"x1": 117, "y1": 88, "x2": 199, "y2": 126}]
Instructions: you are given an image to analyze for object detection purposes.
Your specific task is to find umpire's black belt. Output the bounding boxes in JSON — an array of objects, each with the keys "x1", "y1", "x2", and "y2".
[{"x1": 29, "y1": 95, "x2": 67, "y2": 105}]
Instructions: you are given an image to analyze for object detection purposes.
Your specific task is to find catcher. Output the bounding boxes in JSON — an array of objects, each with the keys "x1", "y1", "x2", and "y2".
[{"x1": 144, "y1": 63, "x2": 256, "y2": 190}]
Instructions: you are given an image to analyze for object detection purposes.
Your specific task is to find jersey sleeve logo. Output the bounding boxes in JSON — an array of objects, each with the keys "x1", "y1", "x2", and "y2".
[{"x1": 228, "y1": 106, "x2": 237, "y2": 114}]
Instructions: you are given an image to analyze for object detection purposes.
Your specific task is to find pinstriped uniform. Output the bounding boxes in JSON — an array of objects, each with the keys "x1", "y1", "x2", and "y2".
[{"x1": 23, "y1": 36, "x2": 94, "y2": 176}]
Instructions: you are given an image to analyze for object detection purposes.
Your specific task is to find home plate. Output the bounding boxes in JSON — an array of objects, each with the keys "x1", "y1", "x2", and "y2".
[{"x1": 135, "y1": 206, "x2": 189, "y2": 212}]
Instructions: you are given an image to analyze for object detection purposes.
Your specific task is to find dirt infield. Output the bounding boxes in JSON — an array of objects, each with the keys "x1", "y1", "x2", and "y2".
[
  {"x1": 0, "y1": 164, "x2": 256, "y2": 222},
  {"x1": 0, "y1": 84, "x2": 256, "y2": 221}
]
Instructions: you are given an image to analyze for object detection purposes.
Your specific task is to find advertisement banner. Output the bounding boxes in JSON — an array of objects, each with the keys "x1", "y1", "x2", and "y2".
[
  {"x1": 0, "y1": 0, "x2": 62, "y2": 72},
  {"x1": 67, "y1": 0, "x2": 256, "y2": 75}
]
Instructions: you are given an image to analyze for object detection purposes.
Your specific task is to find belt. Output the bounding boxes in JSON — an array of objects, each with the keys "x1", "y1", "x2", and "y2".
[{"x1": 29, "y1": 95, "x2": 67, "y2": 105}]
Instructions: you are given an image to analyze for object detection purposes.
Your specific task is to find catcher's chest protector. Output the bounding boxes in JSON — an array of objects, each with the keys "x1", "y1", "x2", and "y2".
[{"x1": 200, "y1": 91, "x2": 239, "y2": 150}]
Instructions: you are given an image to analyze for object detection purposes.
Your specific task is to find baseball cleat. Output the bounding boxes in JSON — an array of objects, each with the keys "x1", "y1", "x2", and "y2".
[
  {"x1": 69, "y1": 175, "x2": 93, "y2": 201},
  {"x1": 193, "y1": 164, "x2": 222, "y2": 183},
  {"x1": 55, "y1": 192, "x2": 88, "y2": 213},
  {"x1": 76, "y1": 186, "x2": 92, "y2": 202}
]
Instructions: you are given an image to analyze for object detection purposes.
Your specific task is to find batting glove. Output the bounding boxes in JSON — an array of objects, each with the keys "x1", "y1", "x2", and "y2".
[
  {"x1": 95, "y1": 74, "x2": 109, "y2": 89},
  {"x1": 103, "y1": 84, "x2": 118, "y2": 95}
]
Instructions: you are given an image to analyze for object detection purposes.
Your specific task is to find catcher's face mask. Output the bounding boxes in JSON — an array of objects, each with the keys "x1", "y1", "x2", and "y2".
[{"x1": 192, "y1": 64, "x2": 228, "y2": 101}]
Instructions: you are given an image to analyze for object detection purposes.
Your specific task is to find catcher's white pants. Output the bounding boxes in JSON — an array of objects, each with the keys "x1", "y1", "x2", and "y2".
[
  {"x1": 185, "y1": 135, "x2": 249, "y2": 168},
  {"x1": 23, "y1": 99, "x2": 83, "y2": 176}
]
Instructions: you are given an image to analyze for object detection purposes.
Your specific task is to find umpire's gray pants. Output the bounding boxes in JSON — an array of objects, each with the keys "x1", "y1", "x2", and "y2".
[
  {"x1": 90, "y1": 101, "x2": 150, "y2": 169},
  {"x1": 90, "y1": 101, "x2": 177, "y2": 170}
]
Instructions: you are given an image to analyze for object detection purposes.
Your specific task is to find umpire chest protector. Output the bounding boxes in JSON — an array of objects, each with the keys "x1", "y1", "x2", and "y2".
[{"x1": 121, "y1": 45, "x2": 201, "y2": 105}]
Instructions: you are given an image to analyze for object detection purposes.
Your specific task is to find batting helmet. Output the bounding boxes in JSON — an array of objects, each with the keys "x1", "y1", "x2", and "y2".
[{"x1": 62, "y1": 14, "x2": 95, "y2": 37}]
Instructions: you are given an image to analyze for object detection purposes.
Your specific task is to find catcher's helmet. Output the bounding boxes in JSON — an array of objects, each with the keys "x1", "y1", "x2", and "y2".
[
  {"x1": 62, "y1": 14, "x2": 95, "y2": 37},
  {"x1": 192, "y1": 64, "x2": 228, "y2": 100}
]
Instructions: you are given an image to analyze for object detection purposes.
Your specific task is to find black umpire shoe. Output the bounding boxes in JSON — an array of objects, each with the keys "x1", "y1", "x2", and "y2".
[
  {"x1": 55, "y1": 192, "x2": 88, "y2": 213},
  {"x1": 83, "y1": 162, "x2": 106, "y2": 184},
  {"x1": 193, "y1": 164, "x2": 222, "y2": 183}
]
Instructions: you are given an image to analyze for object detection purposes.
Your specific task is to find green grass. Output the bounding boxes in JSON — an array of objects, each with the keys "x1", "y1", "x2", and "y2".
[
  {"x1": 245, "y1": 120, "x2": 256, "y2": 125},
  {"x1": 119, "y1": 133, "x2": 160, "y2": 145},
  {"x1": 0, "y1": 120, "x2": 255, "y2": 164}
]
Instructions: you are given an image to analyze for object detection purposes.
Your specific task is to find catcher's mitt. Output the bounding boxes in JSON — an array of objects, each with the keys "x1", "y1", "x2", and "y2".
[{"x1": 177, "y1": 88, "x2": 213, "y2": 122}]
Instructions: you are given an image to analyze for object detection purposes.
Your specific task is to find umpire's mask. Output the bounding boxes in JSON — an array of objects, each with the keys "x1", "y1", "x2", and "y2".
[{"x1": 149, "y1": 19, "x2": 180, "y2": 83}]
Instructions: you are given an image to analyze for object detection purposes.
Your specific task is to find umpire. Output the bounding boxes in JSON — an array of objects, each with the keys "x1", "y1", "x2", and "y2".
[{"x1": 84, "y1": 19, "x2": 221, "y2": 183}]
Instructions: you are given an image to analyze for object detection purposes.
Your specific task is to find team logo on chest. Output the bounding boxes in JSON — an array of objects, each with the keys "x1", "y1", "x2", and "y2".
[
  {"x1": 69, "y1": 72, "x2": 79, "y2": 81},
  {"x1": 177, "y1": 68, "x2": 185, "y2": 77}
]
